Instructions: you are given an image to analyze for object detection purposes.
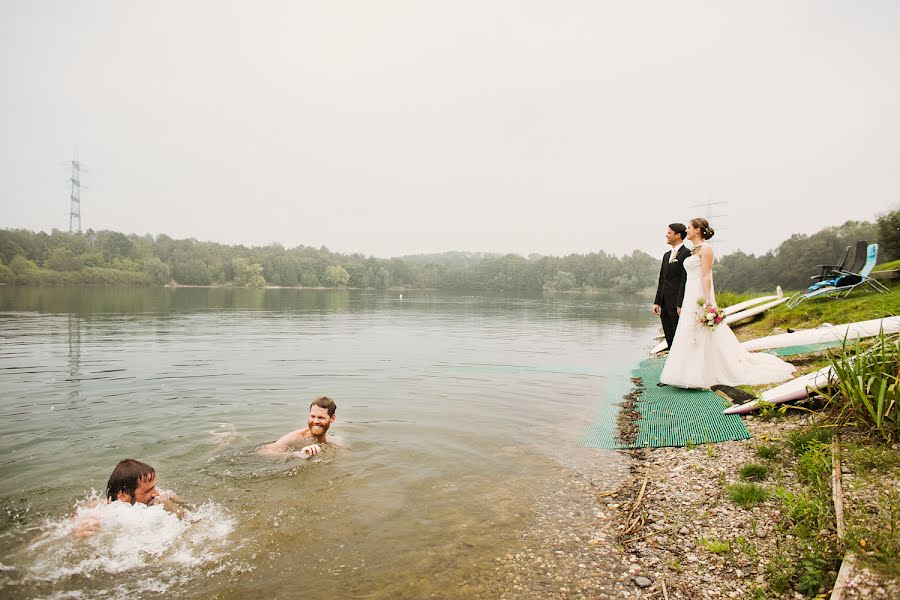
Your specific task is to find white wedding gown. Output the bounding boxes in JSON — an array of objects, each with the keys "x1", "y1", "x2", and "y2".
[{"x1": 659, "y1": 250, "x2": 796, "y2": 389}]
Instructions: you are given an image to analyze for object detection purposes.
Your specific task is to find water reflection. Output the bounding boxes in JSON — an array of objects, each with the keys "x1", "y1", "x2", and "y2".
[
  {"x1": 67, "y1": 314, "x2": 81, "y2": 398},
  {"x1": 0, "y1": 286, "x2": 653, "y2": 329}
]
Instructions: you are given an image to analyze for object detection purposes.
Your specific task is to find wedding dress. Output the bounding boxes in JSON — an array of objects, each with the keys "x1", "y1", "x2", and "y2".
[{"x1": 659, "y1": 247, "x2": 796, "y2": 389}]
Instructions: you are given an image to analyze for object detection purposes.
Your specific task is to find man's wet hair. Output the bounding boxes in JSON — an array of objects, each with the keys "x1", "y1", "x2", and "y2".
[
  {"x1": 106, "y1": 459, "x2": 155, "y2": 502},
  {"x1": 669, "y1": 223, "x2": 687, "y2": 241},
  {"x1": 310, "y1": 396, "x2": 337, "y2": 417}
]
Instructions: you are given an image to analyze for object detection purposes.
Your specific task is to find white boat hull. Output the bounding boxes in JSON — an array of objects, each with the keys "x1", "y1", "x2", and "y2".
[
  {"x1": 724, "y1": 297, "x2": 788, "y2": 325},
  {"x1": 724, "y1": 366, "x2": 834, "y2": 415},
  {"x1": 741, "y1": 317, "x2": 900, "y2": 352}
]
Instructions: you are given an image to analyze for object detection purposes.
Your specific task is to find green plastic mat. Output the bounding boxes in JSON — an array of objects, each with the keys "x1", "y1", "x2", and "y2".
[
  {"x1": 580, "y1": 357, "x2": 750, "y2": 449},
  {"x1": 764, "y1": 341, "x2": 844, "y2": 356}
]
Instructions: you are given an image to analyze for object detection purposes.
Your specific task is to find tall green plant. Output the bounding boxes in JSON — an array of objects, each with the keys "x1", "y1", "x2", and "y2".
[{"x1": 826, "y1": 331, "x2": 900, "y2": 441}]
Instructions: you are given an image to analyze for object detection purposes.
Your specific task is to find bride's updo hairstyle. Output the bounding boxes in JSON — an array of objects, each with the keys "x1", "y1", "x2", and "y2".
[{"x1": 690, "y1": 217, "x2": 715, "y2": 240}]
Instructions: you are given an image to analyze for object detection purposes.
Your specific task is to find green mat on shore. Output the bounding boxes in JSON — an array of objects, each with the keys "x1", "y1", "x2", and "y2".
[
  {"x1": 764, "y1": 341, "x2": 844, "y2": 356},
  {"x1": 580, "y1": 357, "x2": 750, "y2": 449}
]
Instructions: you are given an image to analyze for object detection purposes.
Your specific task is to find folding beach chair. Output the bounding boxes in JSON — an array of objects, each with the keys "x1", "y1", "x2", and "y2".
[
  {"x1": 787, "y1": 243, "x2": 890, "y2": 308},
  {"x1": 807, "y1": 240, "x2": 867, "y2": 292}
]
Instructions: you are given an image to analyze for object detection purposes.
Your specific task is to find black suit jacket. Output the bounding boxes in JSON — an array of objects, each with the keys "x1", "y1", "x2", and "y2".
[{"x1": 654, "y1": 245, "x2": 691, "y2": 310}]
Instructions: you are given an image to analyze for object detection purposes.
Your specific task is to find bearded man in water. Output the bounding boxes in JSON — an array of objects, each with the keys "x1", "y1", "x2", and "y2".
[{"x1": 258, "y1": 396, "x2": 341, "y2": 458}]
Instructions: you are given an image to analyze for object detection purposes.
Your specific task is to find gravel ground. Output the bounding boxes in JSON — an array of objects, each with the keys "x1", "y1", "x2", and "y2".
[
  {"x1": 479, "y1": 411, "x2": 898, "y2": 599},
  {"x1": 607, "y1": 413, "x2": 899, "y2": 599}
]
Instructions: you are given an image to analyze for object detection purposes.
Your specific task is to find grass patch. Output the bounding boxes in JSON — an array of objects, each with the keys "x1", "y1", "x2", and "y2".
[
  {"x1": 755, "y1": 444, "x2": 779, "y2": 460},
  {"x1": 700, "y1": 537, "x2": 731, "y2": 555},
  {"x1": 732, "y1": 535, "x2": 758, "y2": 559},
  {"x1": 766, "y1": 552, "x2": 795, "y2": 595},
  {"x1": 796, "y1": 442, "x2": 832, "y2": 490},
  {"x1": 846, "y1": 443, "x2": 900, "y2": 473},
  {"x1": 739, "y1": 463, "x2": 770, "y2": 481},
  {"x1": 796, "y1": 545, "x2": 839, "y2": 597},
  {"x1": 785, "y1": 425, "x2": 833, "y2": 457},
  {"x1": 731, "y1": 280, "x2": 900, "y2": 342},
  {"x1": 873, "y1": 259, "x2": 900, "y2": 272},
  {"x1": 726, "y1": 483, "x2": 769, "y2": 509},
  {"x1": 775, "y1": 488, "x2": 832, "y2": 538}
]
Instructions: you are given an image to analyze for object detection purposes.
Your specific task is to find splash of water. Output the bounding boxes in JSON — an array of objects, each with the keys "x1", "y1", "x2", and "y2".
[{"x1": 11, "y1": 493, "x2": 235, "y2": 593}]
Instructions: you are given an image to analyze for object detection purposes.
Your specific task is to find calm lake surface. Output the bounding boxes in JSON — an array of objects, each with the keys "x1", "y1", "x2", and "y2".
[{"x1": 0, "y1": 287, "x2": 657, "y2": 599}]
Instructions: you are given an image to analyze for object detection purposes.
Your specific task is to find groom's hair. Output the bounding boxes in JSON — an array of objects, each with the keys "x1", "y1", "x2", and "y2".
[{"x1": 669, "y1": 223, "x2": 686, "y2": 240}]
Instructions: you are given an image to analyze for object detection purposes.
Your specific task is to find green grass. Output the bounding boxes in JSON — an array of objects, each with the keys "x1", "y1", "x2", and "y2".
[
  {"x1": 785, "y1": 426, "x2": 833, "y2": 457},
  {"x1": 739, "y1": 463, "x2": 770, "y2": 481},
  {"x1": 796, "y1": 442, "x2": 832, "y2": 490},
  {"x1": 845, "y1": 489, "x2": 900, "y2": 577},
  {"x1": 701, "y1": 537, "x2": 731, "y2": 554},
  {"x1": 732, "y1": 280, "x2": 900, "y2": 343},
  {"x1": 846, "y1": 444, "x2": 900, "y2": 473},
  {"x1": 726, "y1": 483, "x2": 769, "y2": 509},
  {"x1": 873, "y1": 259, "x2": 900, "y2": 272},
  {"x1": 755, "y1": 444, "x2": 779, "y2": 460}
]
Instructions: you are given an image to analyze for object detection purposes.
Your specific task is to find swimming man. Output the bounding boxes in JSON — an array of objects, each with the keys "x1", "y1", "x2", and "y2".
[{"x1": 258, "y1": 396, "x2": 341, "y2": 458}]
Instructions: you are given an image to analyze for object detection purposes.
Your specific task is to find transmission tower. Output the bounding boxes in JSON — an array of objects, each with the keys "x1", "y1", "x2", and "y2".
[{"x1": 69, "y1": 149, "x2": 82, "y2": 234}]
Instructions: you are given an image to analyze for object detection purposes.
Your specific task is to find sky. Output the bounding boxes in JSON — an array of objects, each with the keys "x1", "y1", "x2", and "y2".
[{"x1": 1, "y1": 1, "x2": 898, "y2": 260}]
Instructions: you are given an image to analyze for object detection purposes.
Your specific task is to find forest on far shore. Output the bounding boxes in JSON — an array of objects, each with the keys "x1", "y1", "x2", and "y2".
[{"x1": 0, "y1": 210, "x2": 897, "y2": 293}]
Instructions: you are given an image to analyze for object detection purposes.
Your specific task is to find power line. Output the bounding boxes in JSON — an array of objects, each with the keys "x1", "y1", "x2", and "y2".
[{"x1": 688, "y1": 198, "x2": 729, "y2": 252}]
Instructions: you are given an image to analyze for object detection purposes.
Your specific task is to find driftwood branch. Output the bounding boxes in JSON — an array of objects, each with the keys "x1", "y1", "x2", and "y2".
[
  {"x1": 832, "y1": 435, "x2": 845, "y2": 549},
  {"x1": 830, "y1": 553, "x2": 856, "y2": 600},
  {"x1": 626, "y1": 476, "x2": 649, "y2": 523},
  {"x1": 830, "y1": 433, "x2": 855, "y2": 600}
]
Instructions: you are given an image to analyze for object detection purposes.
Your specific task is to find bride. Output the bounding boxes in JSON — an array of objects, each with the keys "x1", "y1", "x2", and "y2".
[{"x1": 659, "y1": 218, "x2": 796, "y2": 389}]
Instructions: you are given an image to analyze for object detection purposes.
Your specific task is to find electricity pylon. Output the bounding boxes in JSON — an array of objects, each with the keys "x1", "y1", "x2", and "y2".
[{"x1": 69, "y1": 148, "x2": 82, "y2": 233}]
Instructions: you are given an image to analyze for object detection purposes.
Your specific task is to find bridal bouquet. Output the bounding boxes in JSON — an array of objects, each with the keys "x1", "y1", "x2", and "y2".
[{"x1": 697, "y1": 298, "x2": 725, "y2": 329}]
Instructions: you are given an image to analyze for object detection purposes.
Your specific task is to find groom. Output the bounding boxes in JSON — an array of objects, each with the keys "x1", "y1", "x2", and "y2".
[{"x1": 652, "y1": 223, "x2": 690, "y2": 350}]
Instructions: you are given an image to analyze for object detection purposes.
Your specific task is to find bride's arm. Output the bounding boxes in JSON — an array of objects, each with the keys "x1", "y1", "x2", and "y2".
[{"x1": 700, "y1": 245, "x2": 715, "y2": 308}]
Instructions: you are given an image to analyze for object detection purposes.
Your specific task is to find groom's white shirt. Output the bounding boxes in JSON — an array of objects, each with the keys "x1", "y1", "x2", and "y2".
[{"x1": 669, "y1": 243, "x2": 684, "y2": 262}]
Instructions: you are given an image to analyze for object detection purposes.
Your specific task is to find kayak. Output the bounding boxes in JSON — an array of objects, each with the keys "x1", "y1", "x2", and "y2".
[
  {"x1": 741, "y1": 317, "x2": 900, "y2": 352},
  {"x1": 724, "y1": 366, "x2": 834, "y2": 415}
]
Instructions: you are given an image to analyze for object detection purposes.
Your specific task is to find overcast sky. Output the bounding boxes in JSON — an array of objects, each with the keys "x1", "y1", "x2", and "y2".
[{"x1": 1, "y1": 1, "x2": 898, "y2": 259}]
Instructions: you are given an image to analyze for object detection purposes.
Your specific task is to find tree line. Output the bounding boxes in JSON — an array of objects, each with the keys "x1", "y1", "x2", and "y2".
[{"x1": 0, "y1": 209, "x2": 897, "y2": 293}]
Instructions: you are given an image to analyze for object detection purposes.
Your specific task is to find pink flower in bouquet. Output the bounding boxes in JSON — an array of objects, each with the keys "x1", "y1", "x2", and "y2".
[{"x1": 696, "y1": 298, "x2": 725, "y2": 329}]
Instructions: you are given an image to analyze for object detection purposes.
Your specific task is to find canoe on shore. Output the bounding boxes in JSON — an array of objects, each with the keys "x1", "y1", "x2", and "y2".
[
  {"x1": 740, "y1": 316, "x2": 900, "y2": 352},
  {"x1": 724, "y1": 366, "x2": 834, "y2": 415}
]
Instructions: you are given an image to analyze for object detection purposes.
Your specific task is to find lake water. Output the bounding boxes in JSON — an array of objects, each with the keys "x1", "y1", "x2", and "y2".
[{"x1": 0, "y1": 287, "x2": 657, "y2": 598}]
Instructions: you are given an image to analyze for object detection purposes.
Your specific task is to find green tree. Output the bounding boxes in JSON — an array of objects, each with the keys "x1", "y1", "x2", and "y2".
[
  {"x1": 552, "y1": 271, "x2": 576, "y2": 290},
  {"x1": 98, "y1": 231, "x2": 134, "y2": 262},
  {"x1": 876, "y1": 208, "x2": 900, "y2": 261},
  {"x1": 142, "y1": 257, "x2": 171, "y2": 285},
  {"x1": 46, "y1": 247, "x2": 81, "y2": 272},
  {"x1": 325, "y1": 265, "x2": 350, "y2": 287},
  {"x1": 173, "y1": 258, "x2": 211, "y2": 285},
  {"x1": 232, "y1": 257, "x2": 267, "y2": 287},
  {"x1": 9, "y1": 255, "x2": 36, "y2": 275},
  {"x1": 0, "y1": 262, "x2": 13, "y2": 284}
]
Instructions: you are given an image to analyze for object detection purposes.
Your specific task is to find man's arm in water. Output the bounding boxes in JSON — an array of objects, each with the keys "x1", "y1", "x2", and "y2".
[
  {"x1": 258, "y1": 430, "x2": 344, "y2": 458},
  {"x1": 257, "y1": 430, "x2": 319, "y2": 458}
]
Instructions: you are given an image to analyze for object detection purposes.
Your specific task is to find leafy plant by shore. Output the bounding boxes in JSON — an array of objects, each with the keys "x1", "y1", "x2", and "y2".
[{"x1": 826, "y1": 331, "x2": 900, "y2": 441}]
